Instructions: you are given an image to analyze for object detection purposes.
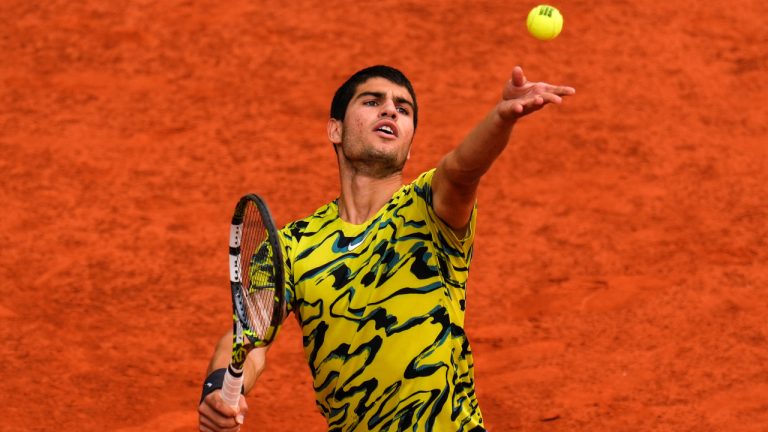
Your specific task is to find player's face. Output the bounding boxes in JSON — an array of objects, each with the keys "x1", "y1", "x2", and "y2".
[{"x1": 330, "y1": 77, "x2": 416, "y2": 177}]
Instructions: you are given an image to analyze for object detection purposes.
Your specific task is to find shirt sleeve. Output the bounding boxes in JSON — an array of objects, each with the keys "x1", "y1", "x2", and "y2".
[
  {"x1": 279, "y1": 226, "x2": 296, "y2": 316},
  {"x1": 413, "y1": 169, "x2": 477, "y2": 261}
]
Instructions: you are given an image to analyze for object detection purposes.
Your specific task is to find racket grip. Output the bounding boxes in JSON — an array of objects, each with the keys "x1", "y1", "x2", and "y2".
[{"x1": 221, "y1": 367, "x2": 243, "y2": 408}]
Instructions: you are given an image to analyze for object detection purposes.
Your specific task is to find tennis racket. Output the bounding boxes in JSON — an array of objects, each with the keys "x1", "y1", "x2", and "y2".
[{"x1": 221, "y1": 194, "x2": 285, "y2": 408}]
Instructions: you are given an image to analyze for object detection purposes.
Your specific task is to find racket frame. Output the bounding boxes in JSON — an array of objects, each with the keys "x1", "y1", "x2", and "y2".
[{"x1": 221, "y1": 194, "x2": 285, "y2": 408}]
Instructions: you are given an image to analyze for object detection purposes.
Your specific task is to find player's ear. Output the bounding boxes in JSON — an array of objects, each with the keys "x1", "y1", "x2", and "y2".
[{"x1": 327, "y1": 118, "x2": 342, "y2": 145}]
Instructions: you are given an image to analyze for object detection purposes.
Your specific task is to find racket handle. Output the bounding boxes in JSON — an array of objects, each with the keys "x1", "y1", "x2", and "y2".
[{"x1": 221, "y1": 367, "x2": 243, "y2": 408}]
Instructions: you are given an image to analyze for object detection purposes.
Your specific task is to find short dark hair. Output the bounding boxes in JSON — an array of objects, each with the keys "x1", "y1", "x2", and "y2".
[{"x1": 330, "y1": 65, "x2": 418, "y2": 129}]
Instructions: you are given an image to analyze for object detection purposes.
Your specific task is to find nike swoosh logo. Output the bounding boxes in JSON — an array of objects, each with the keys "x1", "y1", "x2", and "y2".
[{"x1": 347, "y1": 232, "x2": 369, "y2": 251}]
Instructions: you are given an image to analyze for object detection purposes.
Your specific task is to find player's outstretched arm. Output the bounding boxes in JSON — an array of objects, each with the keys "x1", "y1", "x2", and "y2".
[
  {"x1": 432, "y1": 65, "x2": 575, "y2": 230},
  {"x1": 198, "y1": 332, "x2": 268, "y2": 432}
]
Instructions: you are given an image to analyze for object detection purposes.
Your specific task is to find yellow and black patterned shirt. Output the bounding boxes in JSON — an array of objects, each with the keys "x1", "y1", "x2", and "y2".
[{"x1": 280, "y1": 169, "x2": 485, "y2": 432}]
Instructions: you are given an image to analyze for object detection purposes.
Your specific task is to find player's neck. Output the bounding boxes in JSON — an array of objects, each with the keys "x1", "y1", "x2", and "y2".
[{"x1": 337, "y1": 172, "x2": 403, "y2": 225}]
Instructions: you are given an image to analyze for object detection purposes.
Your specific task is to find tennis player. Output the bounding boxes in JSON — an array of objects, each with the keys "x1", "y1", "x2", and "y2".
[{"x1": 199, "y1": 65, "x2": 575, "y2": 431}]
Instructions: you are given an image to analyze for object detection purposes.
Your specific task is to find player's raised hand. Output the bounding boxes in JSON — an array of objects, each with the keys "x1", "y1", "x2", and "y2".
[{"x1": 497, "y1": 65, "x2": 575, "y2": 121}]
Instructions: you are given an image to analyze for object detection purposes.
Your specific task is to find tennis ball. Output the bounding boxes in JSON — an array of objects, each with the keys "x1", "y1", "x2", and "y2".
[{"x1": 526, "y1": 5, "x2": 563, "y2": 41}]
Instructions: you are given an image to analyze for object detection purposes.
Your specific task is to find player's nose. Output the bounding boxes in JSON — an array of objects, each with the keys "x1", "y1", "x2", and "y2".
[{"x1": 379, "y1": 99, "x2": 397, "y2": 118}]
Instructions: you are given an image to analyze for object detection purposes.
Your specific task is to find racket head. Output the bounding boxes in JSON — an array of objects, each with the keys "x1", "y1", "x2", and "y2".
[{"x1": 229, "y1": 194, "x2": 285, "y2": 349}]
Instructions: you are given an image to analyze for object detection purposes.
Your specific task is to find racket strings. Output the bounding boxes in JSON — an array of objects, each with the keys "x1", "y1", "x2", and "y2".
[{"x1": 240, "y1": 202, "x2": 278, "y2": 340}]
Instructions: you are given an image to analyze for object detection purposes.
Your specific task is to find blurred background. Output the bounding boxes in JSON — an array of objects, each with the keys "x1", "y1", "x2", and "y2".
[{"x1": 1, "y1": 0, "x2": 766, "y2": 430}]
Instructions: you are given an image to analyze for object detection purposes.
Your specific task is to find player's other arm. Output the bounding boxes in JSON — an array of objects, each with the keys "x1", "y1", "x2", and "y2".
[
  {"x1": 198, "y1": 332, "x2": 267, "y2": 432},
  {"x1": 432, "y1": 66, "x2": 575, "y2": 230}
]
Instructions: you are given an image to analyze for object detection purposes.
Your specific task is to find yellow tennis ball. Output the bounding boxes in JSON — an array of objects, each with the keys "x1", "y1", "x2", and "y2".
[{"x1": 527, "y1": 5, "x2": 563, "y2": 41}]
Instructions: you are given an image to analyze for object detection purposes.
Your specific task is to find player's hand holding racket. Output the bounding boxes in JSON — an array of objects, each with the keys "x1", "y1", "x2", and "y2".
[{"x1": 198, "y1": 194, "x2": 285, "y2": 431}]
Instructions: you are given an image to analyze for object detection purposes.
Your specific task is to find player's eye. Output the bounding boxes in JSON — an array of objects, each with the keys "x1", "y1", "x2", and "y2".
[
  {"x1": 397, "y1": 106, "x2": 410, "y2": 115},
  {"x1": 363, "y1": 100, "x2": 378, "y2": 106}
]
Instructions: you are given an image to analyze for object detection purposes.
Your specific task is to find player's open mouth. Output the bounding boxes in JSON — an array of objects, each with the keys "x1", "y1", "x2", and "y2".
[{"x1": 373, "y1": 120, "x2": 399, "y2": 138}]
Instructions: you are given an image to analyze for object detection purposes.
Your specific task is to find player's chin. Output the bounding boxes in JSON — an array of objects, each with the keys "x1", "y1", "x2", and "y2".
[{"x1": 361, "y1": 155, "x2": 407, "y2": 178}]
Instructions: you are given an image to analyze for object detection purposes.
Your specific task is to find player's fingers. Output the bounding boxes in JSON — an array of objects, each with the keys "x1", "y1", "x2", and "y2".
[
  {"x1": 237, "y1": 397, "x2": 249, "y2": 424},
  {"x1": 541, "y1": 84, "x2": 576, "y2": 95},
  {"x1": 522, "y1": 91, "x2": 563, "y2": 106},
  {"x1": 518, "y1": 94, "x2": 546, "y2": 108},
  {"x1": 501, "y1": 92, "x2": 557, "y2": 117},
  {"x1": 200, "y1": 427, "x2": 239, "y2": 432},
  {"x1": 200, "y1": 414, "x2": 241, "y2": 432},
  {"x1": 496, "y1": 100, "x2": 524, "y2": 120},
  {"x1": 200, "y1": 422, "x2": 237, "y2": 432},
  {"x1": 511, "y1": 66, "x2": 526, "y2": 87},
  {"x1": 509, "y1": 97, "x2": 545, "y2": 116},
  {"x1": 200, "y1": 414, "x2": 240, "y2": 432},
  {"x1": 199, "y1": 401, "x2": 242, "y2": 432},
  {"x1": 555, "y1": 85, "x2": 576, "y2": 95},
  {"x1": 529, "y1": 81, "x2": 575, "y2": 97},
  {"x1": 210, "y1": 392, "x2": 241, "y2": 418},
  {"x1": 539, "y1": 93, "x2": 563, "y2": 104},
  {"x1": 201, "y1": 425, "x2": 240, "y2": 432}
]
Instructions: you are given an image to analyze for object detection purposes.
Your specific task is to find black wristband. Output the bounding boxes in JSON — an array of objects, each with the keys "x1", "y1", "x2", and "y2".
[
  {"x1": 200, "y1": 368, "x2": 228, "y2": 405},
  {"x1": 200, "y1": 367, "x2": 246, "y2": 405}
]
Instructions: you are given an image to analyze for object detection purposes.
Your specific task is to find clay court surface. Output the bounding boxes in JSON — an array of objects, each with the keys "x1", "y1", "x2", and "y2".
[{"x1": 2, "y1": 1, "x2": 767, "y2": 430}]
